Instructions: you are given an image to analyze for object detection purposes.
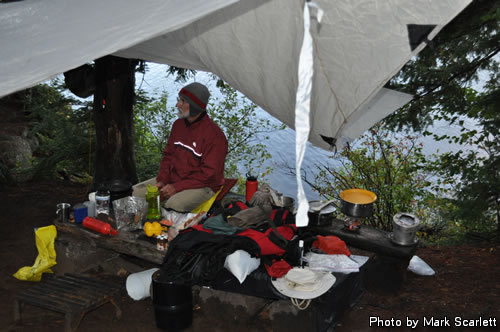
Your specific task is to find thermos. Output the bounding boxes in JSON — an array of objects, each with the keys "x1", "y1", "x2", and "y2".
[
  {"x1": 146, "y1": 184, "x2": 161, "y2": 221},
  {"x1": 82, "y1": 217, "x2": 118, "y2": 236},
  {"x1": 245, "y1": 174, "x2": 258, "y2": 203}
]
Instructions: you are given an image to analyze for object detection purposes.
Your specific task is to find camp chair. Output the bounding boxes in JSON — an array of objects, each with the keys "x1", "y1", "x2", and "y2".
[{"x1": 191, "y1": 178, "x2": 237, "y2": 213}]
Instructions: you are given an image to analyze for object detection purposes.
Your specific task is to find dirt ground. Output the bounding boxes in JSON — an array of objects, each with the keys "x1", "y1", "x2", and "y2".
[{"x1": 0, "y1": 180, "x2": 498, "y2": 331}]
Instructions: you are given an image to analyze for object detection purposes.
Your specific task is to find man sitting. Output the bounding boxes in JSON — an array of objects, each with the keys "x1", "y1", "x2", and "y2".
[{"x1": 155, "y1": 82, "x2": 228, "y2": 212}]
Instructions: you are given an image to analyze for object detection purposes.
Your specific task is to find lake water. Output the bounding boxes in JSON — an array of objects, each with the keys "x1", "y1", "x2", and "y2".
[{"x1": 137, "y1": 63, "x2": 477, "y2": 200}]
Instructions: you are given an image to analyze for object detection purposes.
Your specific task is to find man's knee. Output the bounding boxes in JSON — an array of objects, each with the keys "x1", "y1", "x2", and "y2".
[
  {"x1": 164, "y1": 188, "x2": 214, "y2": 212},
  {"x1": 164, "y1": 196, "x2": 193, "y2": 212}
]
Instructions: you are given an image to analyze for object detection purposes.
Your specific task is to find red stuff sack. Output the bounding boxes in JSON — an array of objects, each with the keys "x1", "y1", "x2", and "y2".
[{"x1": 312, "y1": 235, "x2": 351, "y2": 256}]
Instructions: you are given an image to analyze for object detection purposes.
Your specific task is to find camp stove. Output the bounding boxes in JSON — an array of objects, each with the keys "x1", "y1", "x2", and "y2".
[
  {"x1": 339, "y1": 189, "x2": 377, "y2": 233},
  {"x1": 342, "y1": 214, "x2": 362, "y2": 232}
]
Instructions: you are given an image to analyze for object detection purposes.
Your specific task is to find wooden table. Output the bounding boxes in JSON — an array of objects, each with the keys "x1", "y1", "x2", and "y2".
[{"x1": 54, "y1": 219, "x2": 164, "y2": 265}]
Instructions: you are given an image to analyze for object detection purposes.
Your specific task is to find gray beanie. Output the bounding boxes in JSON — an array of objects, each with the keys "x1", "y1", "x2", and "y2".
[{"x1": 179, "y1": 82, "x2": 210, "y2": 116}]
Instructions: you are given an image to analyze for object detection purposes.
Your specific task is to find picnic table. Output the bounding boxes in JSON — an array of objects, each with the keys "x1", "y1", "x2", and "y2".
[
  {"x1": 53, "y1": 218, "x2": 366, "y2": 332},
  {"x1": 54, "y1": 219, "x2": 164, "y2": 264}
]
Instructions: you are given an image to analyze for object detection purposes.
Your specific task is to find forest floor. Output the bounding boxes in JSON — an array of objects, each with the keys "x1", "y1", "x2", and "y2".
[{"x1": 0, "y1": 179, "x2": 498, "y2": 331}]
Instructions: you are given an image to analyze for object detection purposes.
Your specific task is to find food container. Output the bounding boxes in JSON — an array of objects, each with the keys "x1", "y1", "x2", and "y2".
[{"x1": 156, "y1": 234, "x2": 168, "y2": 251}]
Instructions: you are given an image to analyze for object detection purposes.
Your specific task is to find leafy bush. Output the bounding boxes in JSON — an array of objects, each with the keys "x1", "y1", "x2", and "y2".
[
  {"x1": 308, "y1": 124, "x2": 436, "y2": 231},
  {"x1": 23, "y1": 80, "x2": 93, "y2": 182}
]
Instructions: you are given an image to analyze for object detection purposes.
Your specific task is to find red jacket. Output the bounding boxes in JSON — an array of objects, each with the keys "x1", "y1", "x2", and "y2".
[{"x1": 157, "y1": 112, "x2": 228, "y2": 193}]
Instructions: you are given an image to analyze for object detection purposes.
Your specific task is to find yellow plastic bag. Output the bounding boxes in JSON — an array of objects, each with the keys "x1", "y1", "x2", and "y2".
[
  {"x1": 13, "y1": 225, "x2": 57, "y2": 282},
  {"x1": 191, "y1": 187, "x2": 222, "y2": 214}
]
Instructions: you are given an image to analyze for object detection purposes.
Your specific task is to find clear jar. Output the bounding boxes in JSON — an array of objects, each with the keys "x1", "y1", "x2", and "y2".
[
  {"x1": 95, "y1": 189, "x2": 110, "y2": 215},
  {"x1": 156, "y1": 234, "x2": 168, "y2": 251}
]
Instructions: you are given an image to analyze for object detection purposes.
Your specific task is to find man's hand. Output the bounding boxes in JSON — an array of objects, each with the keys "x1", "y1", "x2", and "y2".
[
  {"x1": 165, "y1": 184, "x2": 177, "y2": 197},
  {"x1": 159, "y1": 183, "x2": 177, "y2": 198}
]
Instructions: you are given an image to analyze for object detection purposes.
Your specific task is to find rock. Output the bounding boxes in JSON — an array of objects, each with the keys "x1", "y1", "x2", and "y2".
[{"x1": 0, "y1": 134, "x2": 34, "y2": 182}]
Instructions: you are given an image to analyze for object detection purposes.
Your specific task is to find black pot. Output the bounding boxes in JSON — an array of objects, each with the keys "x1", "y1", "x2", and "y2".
[
  {"x1": 308, "y1": 211, "x2": 336, "y2": 226},
  {"x1": 152, "y1": 270, "x2": 193, "y2": 331},
  {"x1": 103, "y1": 179, "x2": 133, "y2": 201}
]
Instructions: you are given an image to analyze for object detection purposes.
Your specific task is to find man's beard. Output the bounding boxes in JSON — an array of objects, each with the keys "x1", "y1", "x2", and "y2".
[{"x1": 177, "y1": 108, "x2": 189, "y2": 119}]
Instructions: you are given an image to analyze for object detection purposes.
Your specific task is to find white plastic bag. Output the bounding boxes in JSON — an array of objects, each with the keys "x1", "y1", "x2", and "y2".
[
  {"x1": 224, "y1": 250, "x2": 261, "y2": 284},
  {"x1": 304, "y1": 252, "x2": 360, "y2": 273},
  {"x1": 161, "y1": 209, "x2": 205, "y2": 230},
  {"x1": 407, "y1": 255, "x2": 435, "y2": 276}
]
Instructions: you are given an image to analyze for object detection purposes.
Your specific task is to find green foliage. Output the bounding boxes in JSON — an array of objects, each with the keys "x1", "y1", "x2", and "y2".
[
  {"x1": 385, "y1": 0, "x2": 499, "y2": 235},
  {"x1": 307, "y1": 125, "x2": 435, "y2": 231},
  {"x1": 134, "y1": 89, "x2": 175, "y2": 181},
  {"x1": 23, "y1": 80, "x2": 93, "y2": 181}
]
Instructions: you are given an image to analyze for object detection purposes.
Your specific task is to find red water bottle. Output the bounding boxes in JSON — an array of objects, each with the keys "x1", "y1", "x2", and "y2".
[
  {"x1": 82, "y1": 217, "x2": 118, "y2": 236},
  {"x1": 245, "y1": 174, "x2": 258, "y2": 203}
]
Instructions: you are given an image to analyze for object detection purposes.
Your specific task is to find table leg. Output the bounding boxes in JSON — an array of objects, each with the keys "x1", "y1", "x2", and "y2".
[{"x1": 13, "y1": 299, "x2": 22, "y2": 325}]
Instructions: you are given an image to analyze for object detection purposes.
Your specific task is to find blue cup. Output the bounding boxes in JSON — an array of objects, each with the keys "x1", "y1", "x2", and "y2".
[{"x1": 73, "y1": 203, "x2": 88, "y2": 223}]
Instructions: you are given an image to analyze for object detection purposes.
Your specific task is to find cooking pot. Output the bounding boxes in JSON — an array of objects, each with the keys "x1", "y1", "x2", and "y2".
[
  {"x1": 391, "y1": 212, "x2": 421, "y2": 246},
  {"x1": 340, "y1": 189, "x2": 377, "y2": 218},
  {"x1": 308, "y1": 201, "x2": 336, "y2": 226},
  {"x1": 103, "y1": 179, "x2": 133, "y2": 201}
]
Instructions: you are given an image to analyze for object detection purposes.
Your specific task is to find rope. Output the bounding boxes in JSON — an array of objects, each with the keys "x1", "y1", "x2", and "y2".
[{"x1": 291, "y1": 297, "x2": 312, "y2": 310}]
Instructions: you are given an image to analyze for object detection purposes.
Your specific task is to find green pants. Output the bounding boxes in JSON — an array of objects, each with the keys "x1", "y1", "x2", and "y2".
[
  {"x1": 164, "y1": 187, "x2": 215, "y2": 212},
  {"x1": 132, "y1": 178, "x2": 214, "y2": 212}
]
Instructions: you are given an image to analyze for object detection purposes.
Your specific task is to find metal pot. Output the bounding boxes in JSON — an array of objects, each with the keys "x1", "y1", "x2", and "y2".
[
  {"x1": 340, "y1": 189, "x2": 377, "y2": 218},
  {"x1": 308, "y1": 201, "x2": 336, "y2": 226},
  {"x1": 391, "y1": 213, "x2": 421, "y2": 246}
]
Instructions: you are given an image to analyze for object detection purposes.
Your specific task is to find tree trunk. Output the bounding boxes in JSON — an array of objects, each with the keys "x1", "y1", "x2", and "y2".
[{"x1": 93, "y1": 56, "x2": 138, "y2": 187}]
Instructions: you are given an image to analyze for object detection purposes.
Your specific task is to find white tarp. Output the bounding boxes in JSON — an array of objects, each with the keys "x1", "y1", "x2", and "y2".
[
  {"x1": 115, "y1": 0, "x2": 470, "y2": 149},
  {"x1": 1, "y1": 0, "x2": 471, "y2": 150}
]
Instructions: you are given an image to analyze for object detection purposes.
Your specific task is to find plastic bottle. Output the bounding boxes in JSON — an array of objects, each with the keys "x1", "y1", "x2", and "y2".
[
  {"x1": 146, "y1": 184, "x2": 161, "y2": 221},
  {"x1": 95, "y1": 188, "x2": 110, "y2": 215},
  {"x1": 82, "y1": 217, "x2": 118, "y2": 236},
  {"x1": 299, "y1": 240, "x2": 305, "y2": 267},
  {"x1": 245, "y1": 174, "x2": 258, "y2": 203}
]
